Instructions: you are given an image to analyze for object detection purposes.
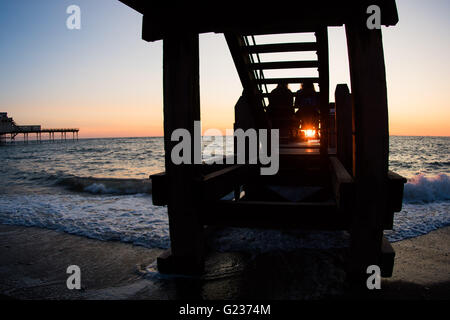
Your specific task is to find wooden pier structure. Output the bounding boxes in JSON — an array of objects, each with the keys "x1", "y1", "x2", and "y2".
[
  {"x1": 1, "y1": 128, "x2": 79, "y2": 144},
  {"x1": 121, "y1": 0, "x2": 407, "y2": 283},
  {"x1": 0, "y1": 113, "x2": 79, "y2": 144}
]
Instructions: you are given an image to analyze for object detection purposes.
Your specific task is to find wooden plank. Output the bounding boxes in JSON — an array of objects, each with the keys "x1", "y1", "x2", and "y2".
[
  {"x1": 130, "y1": 1, "x2": 399, "y2": 42},
  {"x1": 150, "y1": 172, "x2": 167, "y2": 206},
  {"x1": 335, "y1": 84, "x2": 353, "y2": 173},
  {"x1": 245, "y1": 42, "x2": 317, "y2": 54},
  {"x1": 388, "y1": 170, "x2": 407, "y2": 212},
  {"x1": 346, "y1": 23, "x2": 390, "y2": 228},
  {"x1": 345, "y1": 19, "x2": 390, "y2": 280},
  {"x1": 329, "y1": 157, "x2": 354, "y2": 212},
  {"x1": 200, "y1": 200, "x2": 346, "y2": 230},
  {"x1": 161, "y1": 32, "x2": 204, "y2": 274},
  {"x1": 383, "y1": 170, "x2": 407, "y2": 229},
  {"x1": 256, "y1": 77, "x2": 319, "y2": 85},
  {"x1": 151, "y1": 164, "x2": 259, "y2": 206},
  {"x1": 316, "y1": 27, "x2": 330, "y2": 158},
  {"x1": 328, "y1": 102, "x2": 336, "y2": 148},
  {"x1": 225, "y1": 33, "x2": 267, "y2": 129},
  {"x1": 388, "y1": 170, "x2": 407, "y2": 183},
  {"x1": 380, "y1": 236, "x2": 395, "y2": 277},
  {"x1": 250, "y1": 60, "x2": 319, "y2": 70},
  {"x1": 198, "y1": 164, "x2": 258, "y2": 201}
]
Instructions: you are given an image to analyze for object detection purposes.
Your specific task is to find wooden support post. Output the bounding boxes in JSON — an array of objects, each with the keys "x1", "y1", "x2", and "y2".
[
  {"x1": 328, "y1": 102, "x2": 336, "y2": 148},
  {"x1": 335, "y1": 84, "x2": 353, "y2": 173},
  {"x1": 345, "y1": 20, "x2": 390, "y2": 281},
  {"x1": 316, "y1": 27, "x2": 329, "y2": 158},
  {"x1": 158, "y1": 32, "x2": 204, "y2": 274}
]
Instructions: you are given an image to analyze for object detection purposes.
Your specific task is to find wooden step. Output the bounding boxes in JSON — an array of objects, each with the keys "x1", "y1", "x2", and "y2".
[
  {"x1": 200, "y1": 200, "x2": 345, "y2": 229},
  {"x1": 245, "y1": 42, "x2": 317, "y2": 54},
  {"x1": 256, "y1": 77, "x2": 319, "y2": 85},
  {"x1": 250, "y1": 60, "x2": 319, "y2": 70},
  {"x1": 380, "y1": 236, "x2": 395, "y2": 277}
]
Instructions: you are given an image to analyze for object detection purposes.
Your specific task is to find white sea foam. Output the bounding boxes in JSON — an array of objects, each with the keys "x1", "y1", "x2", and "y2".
[
  {"x1": 84, "y1": 183, "x2": 116, "y2": 194},
  {"x1": 403, "y1": 173, "x2": 450, "y2": 204},
  {"x1": 385, "y1": 202, "x2": 450, "y2": 242},
  {"x1": 0, "y1": 193, "x2": 169, "y2": 248},
  {"x1": 57, "y1": 176, "x2": 153, "y2": 195}
]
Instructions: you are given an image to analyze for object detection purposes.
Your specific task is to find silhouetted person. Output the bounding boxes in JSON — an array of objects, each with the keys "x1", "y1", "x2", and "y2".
[
  {"x1": 267, "y1": 82, "x2": 294, "y2": 135},
  {"x1": 268, "y1": 82, "x2": 293, "y2": 119},
  {"x1": 294, "y1": 81, "x2": 320, "y2": 131}
]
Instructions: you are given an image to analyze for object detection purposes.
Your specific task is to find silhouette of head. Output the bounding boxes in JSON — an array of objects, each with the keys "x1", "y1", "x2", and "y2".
[
  {"x1": 277, "y1": 80, "x2": 289, "y2": 89},
  {"x1": 301, "y1": 81, "x2": 315, "y2": 91}
]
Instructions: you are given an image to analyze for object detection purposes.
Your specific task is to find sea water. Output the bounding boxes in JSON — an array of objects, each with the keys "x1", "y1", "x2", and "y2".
[{"x1": 0, "y1": 136, "x2": 448, "y2": 251}]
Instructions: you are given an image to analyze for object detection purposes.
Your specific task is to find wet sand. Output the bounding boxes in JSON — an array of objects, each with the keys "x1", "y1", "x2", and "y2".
[{"x1": 0, "y1": 224, "x2": 448, "y2": 300}]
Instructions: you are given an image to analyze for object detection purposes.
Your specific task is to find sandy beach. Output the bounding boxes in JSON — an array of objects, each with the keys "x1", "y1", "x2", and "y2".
[{"x1": 0, "y1": 224, "x2": 448, "y2": 300}]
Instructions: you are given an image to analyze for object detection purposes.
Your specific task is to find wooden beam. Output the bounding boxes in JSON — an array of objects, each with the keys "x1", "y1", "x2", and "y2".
[
  {"x1": 150, "y1": 172, "x2": 167, "y2": 206},
  {"x1": 245, "y1": 42, "x2": 317, "y2": 54},
  {"x1": 225, "y1": 33, "x2": 267, "y2": 129},
  {"x1": 346, "y1": 23, "x2": 389, "y2": 228},
  {"x1": 380, "y1": 236, "x2": 395, "y2": 277},
  {"x1": 383, "y1": 170, "x2": 407, "y2": 229},
  {"x1": 335, "y1": 84, "x2": 353, "y2": 173},
  {"x1": 345, "y1": 19, "x2": 390, "y2": 280},
  {"x1": 328, "y1": 102, "x2": 336, "y2": 148},
  {"x1": 250, "y1": 61, "x2": 319, "y2": 70},
  {"x1": 200, "y1": 200, "x2": 346, "y2": 230},
  {"x1": 161, "y1": 33, "x2": 204, "y2": 274},
  {"x1": 387, "y1": 171, "x2": 407, "y2": 213},
  {"x1": 316, "y1": 27, "x2": 330, "y2": 157},
  {"x1": 329, "y1": 157, "x2": 355, "y2": 213},
  {"x1": 256, "y1": 77, "x2": 319, "y2": 85},
  {"x1": 198, "y1": 164, "x2": 258, "y2": 202},
  {"x1": 131, "y1": 1, "x2": 399, "y2": 42}
]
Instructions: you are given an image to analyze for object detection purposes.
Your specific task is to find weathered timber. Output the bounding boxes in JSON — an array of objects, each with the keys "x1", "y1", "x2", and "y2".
[
  {"x1": 225, "y1": 34, "x2": 267, "y2": 129},
  {"x1": 346, "y1": 19, "x2": 390, "y2": 279},
  {"x1": 256, "y1": 77, "x2": 319, "y2": 85},
  {"x1": 161, "y1": 32, "x2": 204, "y2": 274},
  {"x1": 330, "y1": 157, "x2": 354, "y2": 213},
  {"x1": 383, "y1": 170, "x2": 408, "y2": 229},
  {"x1": 245, "y1": 42, "x2": 318, "y2": 54},
  {"x1": 150, "y1": 172, "x2": 167, "y2": 206},
  {"x1": 200, "y1": 200, "x2": 346, "y2": 230},
  {"x1": 122, "y1": 1, "x2": 399, "y2": 42},
  {"x1": 250, "y1": 61, "x2": 319, "y2": 70},
  {"x1": 335, "y1": 84, "x2": 353, "y2": 173},
  {"x1": 380, "y1": 236, "x2": 395, "y2": 277},
  {"x1": 316, "y1": 27, "x2": 330, "y2": 157}
]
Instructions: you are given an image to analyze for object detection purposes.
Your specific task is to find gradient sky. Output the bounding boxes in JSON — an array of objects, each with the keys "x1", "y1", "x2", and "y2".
[{"x1": 0, "y1": 0, "x2": 449, "y2": 138}]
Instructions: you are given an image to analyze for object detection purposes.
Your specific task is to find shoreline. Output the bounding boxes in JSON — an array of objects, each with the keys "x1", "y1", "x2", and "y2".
[{"x1": 0, "y1": 224, "x2": 448, "y2": 300}]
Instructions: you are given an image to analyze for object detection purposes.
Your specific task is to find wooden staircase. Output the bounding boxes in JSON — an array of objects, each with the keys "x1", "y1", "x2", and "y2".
[{"x1": 225, "y1": 29, "x2": 330, "y2": 153}]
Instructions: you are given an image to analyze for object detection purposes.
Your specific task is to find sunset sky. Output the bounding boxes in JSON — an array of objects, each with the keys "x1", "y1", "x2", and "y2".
[{"x1": 0, "y1": 0, "x2": 449, "y2": 138}]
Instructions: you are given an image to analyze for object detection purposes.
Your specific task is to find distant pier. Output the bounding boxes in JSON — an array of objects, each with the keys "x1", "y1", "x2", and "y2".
[{"x1": 0, "y1": 112, "x2": 79, "y2": 143}]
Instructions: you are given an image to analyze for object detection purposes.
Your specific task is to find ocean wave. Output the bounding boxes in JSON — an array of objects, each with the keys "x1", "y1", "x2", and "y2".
[
  {"x1": 56, "y1": 176, "x2": 152, "y2": 195},
  {"x1": 0, "y1": 193, "x2": 169, "y2": 249},
  {"x1": 403, "y1": 173, "x2": 450, "y2": 204}
]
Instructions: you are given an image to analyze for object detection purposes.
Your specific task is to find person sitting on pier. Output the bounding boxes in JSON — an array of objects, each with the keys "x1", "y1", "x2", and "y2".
[
  {"x1": 294, "y1": 81, "x2": 320, "y2": 136},
  {"x1": 267, "y1": 81, "x2": 295, "y2": 135}
]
